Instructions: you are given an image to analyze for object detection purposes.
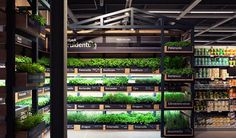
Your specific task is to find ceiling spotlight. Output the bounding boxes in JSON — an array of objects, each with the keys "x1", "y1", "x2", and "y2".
[{"x1": 169, "y1": 22, "x2": 176, "y2": 25}]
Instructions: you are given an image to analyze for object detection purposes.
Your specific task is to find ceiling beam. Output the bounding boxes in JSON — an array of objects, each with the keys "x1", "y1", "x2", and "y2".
[
  {"x1": 39, "y1": 0, "x2": 50, "y2": 10},
  {"x1": 176, "y1": 0, "x2": 202, "y2": 20},
  {"x1": 204, "y1": 33, "x2": 236, "y2": 45},
  {"x1": 195, "y1": 14, "x2": 236, "y2": 36},
  {"x1": 68, "y1": 7, "x2": 78, "y2": 23}
]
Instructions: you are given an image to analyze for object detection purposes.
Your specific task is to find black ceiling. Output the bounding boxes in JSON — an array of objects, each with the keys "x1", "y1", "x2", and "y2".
[{"x1": 68, "y1": 0, "x2": 236, "y2": 45}]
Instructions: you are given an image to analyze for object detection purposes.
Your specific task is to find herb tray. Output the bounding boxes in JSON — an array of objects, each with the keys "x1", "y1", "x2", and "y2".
[
  {"x1": 16, "y1": 13, "x2": 42, "y2": 36},
  {"x1": 15, "y1": 73, "x2": 45, "y2": 87},
  {"x1": 164, "y1": 46, "x2": 193, "y2": 53},
  {"x1": 67, "y1": 103, "x2": 160, "y2": 111},
  {"x1": 70, "y1": 124, "x2": 160, "y2": 131},
  {"x1": 16, "y1": 121, "x2": 46, "y2": 138}
]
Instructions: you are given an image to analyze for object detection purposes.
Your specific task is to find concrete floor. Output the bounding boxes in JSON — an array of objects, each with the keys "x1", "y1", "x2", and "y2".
[{"x1": 46, "y1": 130, "x2": 236, "y2": 138}]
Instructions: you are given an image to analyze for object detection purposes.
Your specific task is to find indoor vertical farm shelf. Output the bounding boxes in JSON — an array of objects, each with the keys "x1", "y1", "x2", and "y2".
[
  {"x1": 65, "y1": 7, "x2": 195, "y2": 137},
  {"x1": 194, "y1": 46, "x2": 236, "y2": 130}
]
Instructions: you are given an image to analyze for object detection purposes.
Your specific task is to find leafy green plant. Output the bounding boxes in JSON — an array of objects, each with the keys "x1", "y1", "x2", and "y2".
[
  {"x1": 103, "y1": 77, "x2": 129, "y2": 86},
  {"x1": 163, "y1": 68, "x2": 193, "y2": 75},
  {"x1": 164, "y1": 56, "x2": 187, "y2": 69},
  {"x1": 165, "y1": 111, "x2": 189, "y2": 129},
  {"x1": 134, "y1": 76, "x2": 161, "y2": 84},
  {"x1": 68, "y1": 78, "x2": 101, "y2": 86},
  {"x1": 16, "y1": 114, "x2": 44, "y2": 131},
  {"x1": 16, "y1": 96, "x2": 50, "y2": 107},
  {"x1": 164, "y1": 92, "x2": 190, "y2": 102},
  {"x1": 67, "y1": 112, "x2": 160, "y2": 125},
  {"x1": 165, "y1": 41, "x2": 192, "y2": 47},
  {"x1": 38, "y1": 57, "x2": 50, "y2": 66},
  {"x1": 67, "y1": 93, "x2": 159, "y2": 104},
  {"x1": 16, "y1": 63, "x2": 46, "y2": 74},
  {"x1": 30, "y1": 14, "x2": 47, "y2": 26},
  {"x1": 0, "y1": 80, "x2": 5, "y2": 87},
  {"x1": 15, "y1": 56, "x2": 32, "y2": 64}
]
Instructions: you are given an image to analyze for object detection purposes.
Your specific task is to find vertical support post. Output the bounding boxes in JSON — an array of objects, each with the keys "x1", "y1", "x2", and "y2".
[
  {"x1": 130, "y1": 8, "x2": 134, "y2": 26},
  {"x1": 6, "y1": 0, "x2": 16, "y2": 138},
  {"x1": 100, "y1": 17, "x2": 104, "y2": 26},
  {"x1": 32, "y1": 0, "x2": 39, "y2": 15},
  {"x1": 190, "y1": 27, "x2": 195, "y2": 136},
  {"x1": 32, "y1": 39, "x2": 39, "y2": 114},
  {"x1": 160, "y1": 17, "x2": 165, "y2": 137},
  {"x1": 50, "y1": 0, "x2": 67, "y2": 138}
]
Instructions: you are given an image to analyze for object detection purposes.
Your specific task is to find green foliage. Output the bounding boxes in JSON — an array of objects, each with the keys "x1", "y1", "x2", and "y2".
[
  {"x1": 15, "y1": 56, "x2": 32, "y2": 64},
  {"x1": 163, "y1": 68, "x2": 193, "y2": 75},
  {"x1": 16, "y1": 114, "x2": 44, "y2": 131},
  {"x1": 38, "y1": 57, "x2": 50, "y2": 66},
  {"x1": 164, "y1": 56, "x2": 187, "y2": 69},
  {"x1": 68, "y1": 78, "x2": 101, "y2": 86},
  {"x1": 134, "y1": 76, "x2": 161, "y2": 84},
  {"x1": 30, "y1": 14, "x2": 47, "y2": 26},
  {"x1": 164, "y1": 92, "x2": 190, "y2": 102},
  {"x1": 16, "y1": 63, "x2": 46, "y2": 74},
  {"x1": 103, "y1": 77, "x2": 129, "y2": 86},
  {"x1": 67, "y1": 93, "x2": 159, "y2": 104},
  {"x1": 164, "y1": 111, "x2": 189, "y2": 129},
  {"x1": 67, "y1": 58, "x2": 160, "y2": 70},
  {"x1": 67, "y1": 112, "x2": 160, "y2": 125},
  {"x1": 16, "y1": 96, "x2": 50, "y2": 107},
  {"x1": 68, "y1": 76, "x2": 161, "y2": 86},
  {"x1": 165, "y1": 41, "x2": 192, "y2": 47},
  {"x1": 0, "y1": 80, "x2": 5, "y2": 87},
  {"x1": 43, "y1": 114, "x2": 50, "y2": 125},
  {"x1": 67, "y1": 96, "x2": 104, "y2": 103}
]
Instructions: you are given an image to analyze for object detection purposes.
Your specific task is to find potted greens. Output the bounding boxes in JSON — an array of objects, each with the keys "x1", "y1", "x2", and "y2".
[
  {"x1": 164, "y1": 57, "x2": 193, "y2": 81},
  {"x1": 164, "y1": 92, "x2": 192, "y2": 108},
  {"x1": 164, "y1": 41, "x2": 193, "y2": 53},
  {"x1": 15, "y1": 63, "x2": 46, "y2": 87},
  {"x1": 164, "y1": 111, "x2": 193, "y2": 136},
  {"x1": 16, "y1": 114, "x2": 46, "y2": 138},
  {"x1": 16, "y1": 12, "x2": 46, "y2": 35}
]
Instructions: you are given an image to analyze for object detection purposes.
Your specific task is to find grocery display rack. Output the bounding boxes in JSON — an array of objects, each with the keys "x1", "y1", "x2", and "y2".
[{"x1": 194, "y1": 46, "x2": 236, "y2": 131}]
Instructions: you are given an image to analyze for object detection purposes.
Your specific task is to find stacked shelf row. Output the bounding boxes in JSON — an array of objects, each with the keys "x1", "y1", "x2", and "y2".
[{"x1": 194, "y1": 46, "x2": 236, "y2": 130}]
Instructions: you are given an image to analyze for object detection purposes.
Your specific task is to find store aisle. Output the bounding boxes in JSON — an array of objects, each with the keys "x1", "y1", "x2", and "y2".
[{"x1": 46, "y1": 130, "x2": 236, "y2": 138}]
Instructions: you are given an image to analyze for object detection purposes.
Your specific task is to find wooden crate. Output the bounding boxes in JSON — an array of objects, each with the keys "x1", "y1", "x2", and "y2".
[{"x1": 16, "y1": 122, "x2": 46, "y2": 138}]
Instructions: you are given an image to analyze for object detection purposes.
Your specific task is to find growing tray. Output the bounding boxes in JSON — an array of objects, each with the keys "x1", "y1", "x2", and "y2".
[
  {"x1": 15, "y1": 106, "x2": 29, "y2": 120},
  {"x1": 15, "y1": 73, "x2": 45, "y2": 87},
  {"x1": 16, "y1": 121, "x2": 46, "y2": 138},
  {"x1": 70, "y1": 124, "x2": 160, "y2": 131},
  {"x1": 164, "y1": 128, "x2": 193, "y2": 137},
  {"x1": 164, "y1": 46, "x2": 193, "y2": 53},
  {"x1": 164, "y1": 74, "x2": 193, "y2": 81},
  {"x1": 67, "y1": 103, "x2": 160, "y2": 111},
  {"x1": 16, "y1": 13, "x2": 42, "y2": 36},
  {"x1": 164, "y1": 101, "x2": 193, "y2": 109}
]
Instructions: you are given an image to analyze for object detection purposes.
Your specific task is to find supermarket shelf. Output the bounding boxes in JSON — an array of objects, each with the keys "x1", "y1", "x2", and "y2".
[
  {"x1": 195, "y1": 127, "x2": 236, "y2": 131},
  {"x1": 194, "y1": 98, "x2": 230, "y2": 101},
  {"x1": 194, "y1": 55, "x2": 236, "y2": 58}
]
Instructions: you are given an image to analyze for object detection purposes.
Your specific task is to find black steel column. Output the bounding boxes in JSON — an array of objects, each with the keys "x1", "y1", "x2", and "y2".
[
  {"x1": 32, "y1": 0, "x2": 39, "y2": 15},
  {"x1": 191, "y1": 27, "x2": 195, "y2": 136},
  {"x1": 160, "y1": 18, "x2": 165, "y2": 137},
  {"x1": 50, "y1": 0, "x2": 67, "y2": 138},
  {"x1": 32, "y1": 39, "x2": 39, "y2": 114},
  {"x1": 6, "y1": 0, "x2": 16, "y2": 138}
]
